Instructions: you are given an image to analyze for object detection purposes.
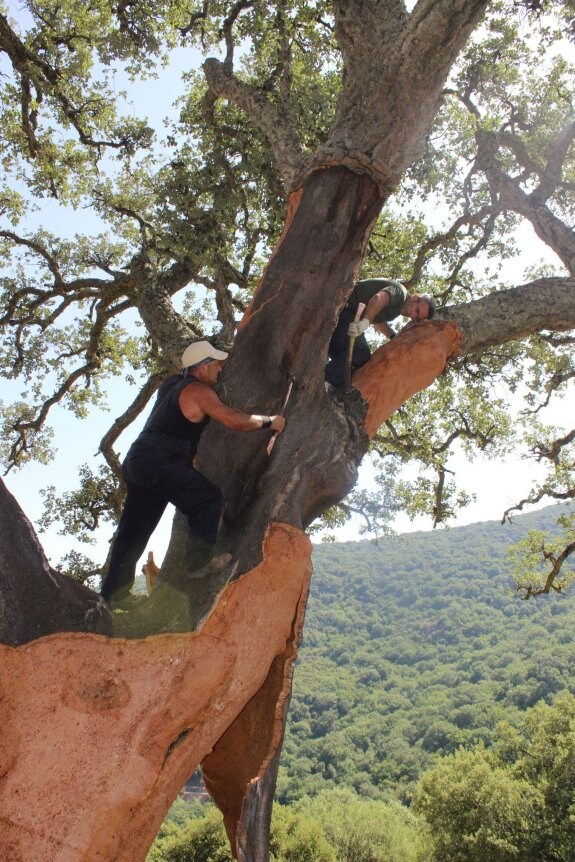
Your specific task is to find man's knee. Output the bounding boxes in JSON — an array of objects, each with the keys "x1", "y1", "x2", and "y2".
[
  {"x1": 197, "y1": 475, "x2": 223, "y2": 507},
  {"x1": 178, "y1": 472, "x2": 223, "y2": 514}
]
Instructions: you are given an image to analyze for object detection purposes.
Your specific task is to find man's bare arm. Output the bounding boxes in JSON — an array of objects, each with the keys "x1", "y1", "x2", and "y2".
[
  {"x1": 179, "y1": 384, "x2": 285, "y2": 432},
  {"x1": 373, "y1": 320, "x2": 396, "y2": 338},
  {"x1": 348, "y1": 289, "x2": 392, "y2": 337}
]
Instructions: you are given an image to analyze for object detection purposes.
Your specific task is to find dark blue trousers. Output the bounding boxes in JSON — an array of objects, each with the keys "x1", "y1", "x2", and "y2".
[
  {"x1": 100, "y1": 440, "x2": 223, "y2": 601},
  {"x1": 325, "y1": 305, "x2": 372, "y2": 388}
]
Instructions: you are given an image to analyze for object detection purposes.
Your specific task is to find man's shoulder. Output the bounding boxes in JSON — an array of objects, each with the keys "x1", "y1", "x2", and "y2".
[
  {"x1": 157, "y1": 374, "x2": 205, "y2": 404},
  {"x1": 384, "y1": 280, "x2": 408, "y2": 303},
  {"x1": 178, "y1": 377, "x2": 216, "y2": 404},
  {"x1": 159, "y1": 372, "x2": 186, "y2": 389},
  {"x1": 354, "y1": 277, "x2": 406, "y2": 300}
]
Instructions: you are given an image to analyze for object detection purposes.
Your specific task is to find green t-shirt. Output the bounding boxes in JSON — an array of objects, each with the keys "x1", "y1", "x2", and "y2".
[{"x1": 350, "y1": 278, "x2": 407, "y2": 323}]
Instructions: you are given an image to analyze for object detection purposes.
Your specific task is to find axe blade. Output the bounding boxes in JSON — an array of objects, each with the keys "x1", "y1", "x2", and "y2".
[{"x1": 266, "y1": 372, "x2": 296, "y2": 456}]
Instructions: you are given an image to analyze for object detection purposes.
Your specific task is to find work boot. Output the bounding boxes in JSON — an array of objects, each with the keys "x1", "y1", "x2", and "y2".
[
  {"x1": 187, "y1": 552, "x2": 233, "y2": 579},
  {"x1": 107, "y1": 592, "x2": 147, "y2": 612},
  {"x1": 185, "y1": 536, "x2": 216, "y2": 570}
]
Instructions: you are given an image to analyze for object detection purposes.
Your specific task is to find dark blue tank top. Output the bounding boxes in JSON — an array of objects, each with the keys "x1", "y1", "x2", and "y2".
[{"x1": 130, "y1": 375, "x2": 209, "y2": 460}]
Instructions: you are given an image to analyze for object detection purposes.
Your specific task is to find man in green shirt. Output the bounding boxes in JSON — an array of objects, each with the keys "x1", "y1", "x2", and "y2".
[{"x1": 325, "y1": 278, "x2": 436, "y2": 388}]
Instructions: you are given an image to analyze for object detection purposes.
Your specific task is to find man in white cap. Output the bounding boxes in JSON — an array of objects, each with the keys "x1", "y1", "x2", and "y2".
[{"x1": 100, "y1": 341, "x2": 286, "y2": 608}]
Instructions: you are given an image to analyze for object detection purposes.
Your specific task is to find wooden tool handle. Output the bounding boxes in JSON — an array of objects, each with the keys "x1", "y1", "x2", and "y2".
[
  {"x1": 266, "y1": 378, "x2": 295, "y2": 456},
  {"x1": 344, "y1": 302, "x2": 366, "y2": 390}
]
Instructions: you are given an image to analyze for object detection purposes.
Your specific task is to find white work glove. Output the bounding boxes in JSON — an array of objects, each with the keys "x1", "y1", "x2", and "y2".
[{"x1": 347, "y1": 318, "x2": 370, "y2": 337}]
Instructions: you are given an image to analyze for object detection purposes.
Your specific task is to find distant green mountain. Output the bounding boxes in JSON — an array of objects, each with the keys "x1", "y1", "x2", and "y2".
[{"x1": 277, "y1": 504, "x2": 575, "y2": 805}]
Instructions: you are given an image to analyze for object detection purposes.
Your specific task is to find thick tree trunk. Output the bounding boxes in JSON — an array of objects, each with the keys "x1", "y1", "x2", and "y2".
[{"x1": 196, "y1": 167, "x2": 382, "y2": 548}]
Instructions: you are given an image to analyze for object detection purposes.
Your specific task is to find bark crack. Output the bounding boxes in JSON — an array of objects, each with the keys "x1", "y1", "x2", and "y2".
[{"x1": 164, "y1": 728, "x2": 193, "y2": 763}]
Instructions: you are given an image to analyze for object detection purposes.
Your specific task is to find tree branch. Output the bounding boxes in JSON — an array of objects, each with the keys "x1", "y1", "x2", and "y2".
[
  {"x1": 0, "y1": 13, "x2": 144, "y2": 154},
  {"x1": 440, "y1": 277, "x2": 575, "y2": 355},
  {"x1": 477, "y1": 126, "x2": 575, "y2": 273},
  {"x1": 516, "y1": 539, "x2": 575, "y2": 599},
  {"x1": 202, "y1": 58, "x2": 304, "y2": 191}
]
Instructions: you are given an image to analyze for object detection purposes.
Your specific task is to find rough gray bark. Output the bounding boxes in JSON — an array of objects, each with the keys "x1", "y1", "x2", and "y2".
[
  {"x1": 440, "y1": 277, "x2": 575, "y2": 354},
  {"x1": 318, "y1": 0, "x2": 491, "y2": 187}
]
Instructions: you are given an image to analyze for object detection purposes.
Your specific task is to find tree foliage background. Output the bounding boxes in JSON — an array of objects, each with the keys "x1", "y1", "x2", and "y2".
[
  {"x1": 277, "y1": 504, "x2": 575, "y2": 804},
  {"x1": 0, "y1": 0, "x2": 574, "y2": 579},
  {"x1": 150, "y1": 688, "x2": 575, "y2": 862}
]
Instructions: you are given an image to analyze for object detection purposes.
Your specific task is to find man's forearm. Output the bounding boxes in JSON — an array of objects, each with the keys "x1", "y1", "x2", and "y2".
[{"x1": 373, "y1": 321, "x2": 396, "y2": 339}]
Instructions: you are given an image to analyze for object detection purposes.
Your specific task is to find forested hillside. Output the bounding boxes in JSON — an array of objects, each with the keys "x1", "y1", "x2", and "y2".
[{"x1": 278, "y1": 504, "x2": 575, "y2": 803}]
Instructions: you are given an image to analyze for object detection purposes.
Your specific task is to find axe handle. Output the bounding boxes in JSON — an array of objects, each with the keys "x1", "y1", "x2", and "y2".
[
  {"x1": 344, "y1": 302, "x2": 366, "y2": 390},
  {"x1": 266, "y1": 378, "x2": 294, "y2": 456}
]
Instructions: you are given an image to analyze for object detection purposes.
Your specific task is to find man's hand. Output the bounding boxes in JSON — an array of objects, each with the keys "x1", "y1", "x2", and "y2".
[
  {"x1": 347, "y1": 318, "x2": 370, "y2": 337},
  {"x1": 270, "y1": 415, "x2": 286, "y2": 433}
]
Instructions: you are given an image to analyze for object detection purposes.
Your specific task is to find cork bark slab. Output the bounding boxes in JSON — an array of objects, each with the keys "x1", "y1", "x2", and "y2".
[{"x1": 0, "y1": 523, "x2": 311, "y2": 862}]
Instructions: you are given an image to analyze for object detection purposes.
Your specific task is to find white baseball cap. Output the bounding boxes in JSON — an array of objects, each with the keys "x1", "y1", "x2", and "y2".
[{"x1": 181, "y1": 341, "x2": 228, "y2": 369}]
